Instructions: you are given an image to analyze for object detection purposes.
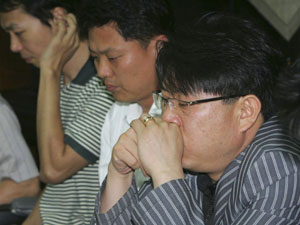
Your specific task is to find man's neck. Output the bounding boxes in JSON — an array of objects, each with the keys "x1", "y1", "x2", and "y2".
[
  {"x1": 139, "y1": 96, "x2": 154, "y2": 113},
  {"x1": 62, "y1": 40, "x2": 90, "y2": 84}
]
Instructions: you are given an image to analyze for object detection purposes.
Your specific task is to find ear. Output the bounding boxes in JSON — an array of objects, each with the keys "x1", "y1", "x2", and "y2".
[
  {"x1": 147, "y1": 34, "x2": 168, "y2": 53},
  {"x1": 238, "y1": 95, "x2": 262, "y2": 132},
  {"x1": 51, "y1": 7, "x2": 67, "y2": 20},
  {"x1": 152, "y1": 34, "x2": 168, "y2": 43}
]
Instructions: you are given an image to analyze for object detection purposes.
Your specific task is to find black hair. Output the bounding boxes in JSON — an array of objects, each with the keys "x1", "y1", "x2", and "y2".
[
  {"x1": 0, "y1": 0, "x2": 78, "y2": 26},
  {"x1": 77, "y1": 0, "x2": 174, "y2": 46},
  {"x1": 275, "y1": 59, "x2": 300, "y2": 141},
  {"x1": 156, "y1": 12, "x2": 284, "y2": 120}
]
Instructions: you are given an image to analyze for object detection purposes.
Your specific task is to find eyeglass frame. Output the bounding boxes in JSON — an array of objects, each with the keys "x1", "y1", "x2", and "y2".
[{"x1": 152, "y1": 90, "x2": 245, "y2": 111}]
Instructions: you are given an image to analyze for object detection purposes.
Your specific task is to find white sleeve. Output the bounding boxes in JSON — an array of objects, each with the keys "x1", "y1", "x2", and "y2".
[
  {"x1": 98, "y1": 108, "x2": 113, "y2": 186},
  {"x1": 98, "y1": 102, "x2": 142, "y2": 187},
  {"x1": 0, "y1": 97, "x2": 39, "y2": 182}
]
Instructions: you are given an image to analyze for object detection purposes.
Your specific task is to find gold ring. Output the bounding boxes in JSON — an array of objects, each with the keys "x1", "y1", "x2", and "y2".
[{"x1": 143, "y1": 115, "x2": 154, "y2": 126}]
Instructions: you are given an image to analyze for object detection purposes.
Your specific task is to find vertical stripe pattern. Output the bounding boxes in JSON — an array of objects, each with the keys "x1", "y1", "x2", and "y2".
[{"x1": 92, "y1": 117, "x2": 300, "y2": 225}]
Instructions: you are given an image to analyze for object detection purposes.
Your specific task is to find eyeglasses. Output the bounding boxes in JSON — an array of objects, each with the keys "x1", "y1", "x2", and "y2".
[{"x1": 153, "y1": 90, "x2": 244, "y2": 112}]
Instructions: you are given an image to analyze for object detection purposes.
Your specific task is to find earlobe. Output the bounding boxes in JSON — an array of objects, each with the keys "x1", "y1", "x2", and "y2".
[{"x1": 239, "y1": 95, "x2": 261, "y2": 132}]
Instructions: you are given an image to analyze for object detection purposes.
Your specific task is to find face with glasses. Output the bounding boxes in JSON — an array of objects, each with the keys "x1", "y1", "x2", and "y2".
[
  {"x1": 153, "y1": 90, "x2": 248, "y2": 180},
  {"x1": 153, "y1": 91, "x2": 243, "y2": 113}
]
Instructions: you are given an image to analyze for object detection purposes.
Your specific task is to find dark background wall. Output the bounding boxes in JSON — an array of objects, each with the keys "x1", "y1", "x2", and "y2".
[
  {"x1": 170, "y1": 0, "x2": 300, "y2": 62},
  {"x1": 0, "y1": 0, "x2": 299, "y2": 165}
]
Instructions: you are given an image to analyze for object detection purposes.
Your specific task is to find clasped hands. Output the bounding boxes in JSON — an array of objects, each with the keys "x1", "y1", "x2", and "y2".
[{"x1": 110, "y1": 114, "x2": 185, "y2": 188}]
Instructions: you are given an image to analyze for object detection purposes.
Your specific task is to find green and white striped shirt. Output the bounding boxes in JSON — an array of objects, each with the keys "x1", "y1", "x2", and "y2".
[{"x1": 40, "y1": 59, "x2": 114, "y2": 225}]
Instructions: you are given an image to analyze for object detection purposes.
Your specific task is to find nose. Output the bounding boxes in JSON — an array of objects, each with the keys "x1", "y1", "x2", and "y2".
[
  {"x1": 161, "y1": 106, "x2": 182, "y2": 127},
  {"x1": 10, "y1": 33, "x2": 23, "y2": 53},
  {"x1": 95, "y1": 57, "x2": 113, "y2": 79}
]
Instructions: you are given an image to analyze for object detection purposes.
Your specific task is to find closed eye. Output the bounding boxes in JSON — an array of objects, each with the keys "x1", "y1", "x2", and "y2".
[
  {"x1": 107, "y1": 56, "x2": 120, "y2": 62},
  {"x1": 177, "y1": 100, "x2": 190, "y2": 107},
  {"x1": 178, "y1": 102, "x2": 189, "y2": 107},
  {"x1": 13, "y1": 31, "x2": 24, "y2": 37}
]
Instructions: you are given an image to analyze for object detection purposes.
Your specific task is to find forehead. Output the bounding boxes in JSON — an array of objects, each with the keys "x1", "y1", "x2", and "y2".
[
  {"x1": 161, "y1": 90, "x2": 211, "y2": 100},
  {"x1": 88, "y1": 23, "x2": 143, "y2": 53},
  {"x1": 0, "y1": 7, "x2": 38, "y2": 30}
]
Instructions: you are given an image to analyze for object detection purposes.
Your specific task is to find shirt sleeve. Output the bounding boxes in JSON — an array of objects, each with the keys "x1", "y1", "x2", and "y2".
[
  {"x1": 64, "y1": 84, "x2": 113, "y2": 163},
  {"x1": 98, "y1": 110, "x2": 113, "y2": 186},
  {"x1": 92, "y1": 176, "x2": 206, "y2": 225},
  {"x1": 134, "y1": 178, "x2": 205, "y2": 225},
  {"x1": 92, "y1": 178, "x2": 139, "y2": 225},
  {"x1": 0, "y1": 99, "x2": 39, "y2": 182}
]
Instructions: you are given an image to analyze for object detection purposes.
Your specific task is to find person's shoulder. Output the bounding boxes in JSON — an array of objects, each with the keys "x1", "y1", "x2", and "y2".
[
  {"x1": 249, "y1": 116, "x2": 298, "y2": 152},
  {"x1": 240, "y1": 117, "x2": 300, "y2": 184},
  {"x1": 244, "y1": 137, "x2": 300, "y2": 184},
  {"x1": 0, "y1": 95, "x2": 12, "y2": 111},
  {"x1": 256, "y1": 118, "x2": 300, "y2": 156}
]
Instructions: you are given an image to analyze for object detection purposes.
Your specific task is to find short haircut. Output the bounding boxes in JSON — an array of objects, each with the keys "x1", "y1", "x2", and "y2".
[
  {"x1": 275, "y1": 59, "x2": 300, "y2": 141},
  {"x1": 0, "y1": 0, "x2": 78, "y2": 26},
  {"x1": 156, "y1": 12, "x2": 284, "y2": 120},
  {"x1": 77, "y1": 0, "x2": 174, "y2": 46}
]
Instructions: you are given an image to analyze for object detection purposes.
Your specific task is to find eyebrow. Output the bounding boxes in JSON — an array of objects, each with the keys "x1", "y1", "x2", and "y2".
[{"x1": 88, "y1": 46, "x2": 113, "y2": 55}]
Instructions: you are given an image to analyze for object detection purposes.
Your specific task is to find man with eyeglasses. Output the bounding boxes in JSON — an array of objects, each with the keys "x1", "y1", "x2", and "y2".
[{"x1": 92, "y1": 12, "x2": 300, "y2": 225}]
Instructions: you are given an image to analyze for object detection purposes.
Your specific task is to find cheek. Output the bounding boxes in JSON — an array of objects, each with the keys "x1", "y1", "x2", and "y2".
[
  {"x1": 113, "y1": 58, "x2": 135, "y2": 87},
  {"x1": 119, "y1": 53, "x2": 155, "y2": 86},
  {"x1": 180, "y1": 111, "x2": 218, "y2": 163},
  {"x1": 23, "y1": 32, "x2": 51, "y2": 55},
  {"x1": 118, "y1": 55, "x2": 135, "y2": 75},
  {"x1": 180, "y1": 119, "x2": 203, "y2": 155}
]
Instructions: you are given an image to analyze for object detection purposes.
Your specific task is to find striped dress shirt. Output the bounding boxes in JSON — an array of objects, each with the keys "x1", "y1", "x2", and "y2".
[{"x1": 92, "y1": 116, "x2": 300, "y2": 225}]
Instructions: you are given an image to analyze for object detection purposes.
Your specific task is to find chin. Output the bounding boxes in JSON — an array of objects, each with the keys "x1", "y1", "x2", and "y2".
[
  {"x1": 31, "y1": 61, "x2": 40, "y2": 68},
  {"x1": 113, "y1": 94, "x2": 136, "y2": 104},
  {"x1": 182, "y1": 160, "x2": 201, "y2": 173}
]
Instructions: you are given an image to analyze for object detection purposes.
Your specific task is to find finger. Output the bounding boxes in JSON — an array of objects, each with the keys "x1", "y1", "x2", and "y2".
[
  {"x1": 52, "y1": 18, "x2": 67, "y2": 41},
  {"x1": 49, "y1": 19, "x2": 58, "y2": 34},
  {"x1": 125, "y1": 126, "x2": 138, "y2": 143},
  {"x1": 130, "y1": 118, "x2": 146, "y2": 139},
  {"x1": 64, "y1": 14, "x2": 78, "y2": 37},
  {"x1": 141, "y1": 113, "x2": 156, "y2": 126},
  {"x1": 64, "y1": 15, "x2": 79, "y2": 49},
  {"x1": 112, "y1": 143, "x2": 137, "y2": 174},
  {"x1": 66, "y1": 13, "x2": 77, "y2": 26},
  {"x1": 112, "y1": 128, "x2": 140, "y2": 171},
  {"x1": 122, "y1": 128, "x2": 140, "y2": 169}
]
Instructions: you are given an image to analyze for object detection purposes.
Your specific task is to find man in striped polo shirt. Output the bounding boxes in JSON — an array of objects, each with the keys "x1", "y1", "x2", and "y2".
[
  {"x1": 0, "y1": 0, "x2": 114, "y2": 224},
  {"x1": 92, "y1": 13, "x2": 300, "y2": 224}
]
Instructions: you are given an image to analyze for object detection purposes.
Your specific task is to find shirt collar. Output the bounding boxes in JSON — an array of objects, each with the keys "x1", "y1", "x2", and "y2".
[{"x1": 124, "y1": 102, "x2": 162, "y2": 125}]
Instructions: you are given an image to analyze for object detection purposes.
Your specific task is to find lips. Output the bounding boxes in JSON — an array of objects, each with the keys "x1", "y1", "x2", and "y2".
[
  {"x1": 24, "y1": 57, "x2": 32, "y2": 63},
  {"x1": 21, "y1": 55, "x2": 33, "y2": 63},
  {"x1": 105, "y1": 83, "x2": 118, "y2": 92}
]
